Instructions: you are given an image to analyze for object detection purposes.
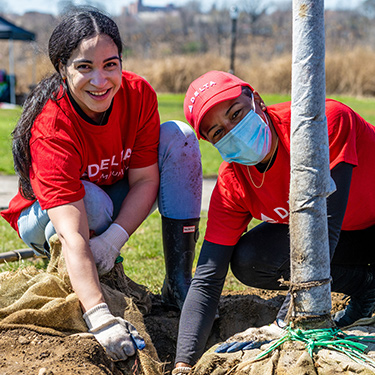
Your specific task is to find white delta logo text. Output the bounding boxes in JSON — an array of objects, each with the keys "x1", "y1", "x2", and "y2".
[{"x1": 86, "y1": 148, "x2": 132, "y2": 178}]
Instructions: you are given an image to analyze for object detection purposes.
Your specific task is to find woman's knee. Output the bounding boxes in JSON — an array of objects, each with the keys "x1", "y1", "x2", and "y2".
[
  {"x1": 157, "y1": 121, "x2": 202, "y2": 219},
  {"x1": 231, "y1": 244, "x2": 288, "y2": 289},
  {"x1": 82, "y1": 180, "x2": 113, "y2": 235},
  {"x1": 230, "y1": 223, "x2": 291, "y2": 289},
  {"x1": 159, "y1": 120, "x2": 201, "y2": 163},
  {"x1": 160, "y1": 120, "x2": 197, "y2": 142},
  {"x1": 230, "y1": 240, "x2": 259, "y2": 286},
  {"x1": 17, "y1": 201, "x2": 50, "y2": 253}
]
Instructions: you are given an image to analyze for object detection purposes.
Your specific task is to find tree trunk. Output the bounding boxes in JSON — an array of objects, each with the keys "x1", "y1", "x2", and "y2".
[{"x1": 289, "y1": 0, "x2": 335, "y2": 329}]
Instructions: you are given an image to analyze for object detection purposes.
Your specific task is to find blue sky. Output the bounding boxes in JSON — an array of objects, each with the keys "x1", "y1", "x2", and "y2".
[{"x1": 7, "y1": 0, "x2": 363, "y2": 16}]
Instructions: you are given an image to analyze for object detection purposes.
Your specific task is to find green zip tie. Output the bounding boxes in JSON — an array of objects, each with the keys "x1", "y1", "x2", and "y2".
[
  {"x1": 115, "y1": 255, "x2": 123, "y2": 264},
  {"x1": 254, "y1": 325, "x2": 375, "y2": 368}
]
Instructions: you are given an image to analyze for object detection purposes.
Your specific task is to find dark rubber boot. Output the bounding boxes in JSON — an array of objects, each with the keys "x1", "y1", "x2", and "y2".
[
  {"x1": 334, "y1": 266, "x2": 375, "y2": 327},
  {"x1": 161, "y1": 216, "x2": 200, "y2": 310}
]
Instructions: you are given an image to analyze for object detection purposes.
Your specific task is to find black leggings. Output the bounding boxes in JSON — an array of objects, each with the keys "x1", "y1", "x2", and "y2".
[
  {"x1": 232, "y1": 222, "x2": 375, "y2": 320},
  {"x1": 232, "y1": 222, "x2": 375, "y2": 291},
  {"x1": 175, "y1": 226, "x2": 375, "y2": 366}
]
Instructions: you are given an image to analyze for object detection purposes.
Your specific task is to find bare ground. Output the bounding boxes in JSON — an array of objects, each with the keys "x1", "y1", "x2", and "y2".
[{"x1": 0, "y1": 289, "x2": 347, "y2": 375}]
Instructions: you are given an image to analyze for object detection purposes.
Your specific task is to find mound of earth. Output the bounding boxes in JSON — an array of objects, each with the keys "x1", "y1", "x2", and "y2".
[{"x1": 0, "y1": 288, "x2": 347, "y2": 374}]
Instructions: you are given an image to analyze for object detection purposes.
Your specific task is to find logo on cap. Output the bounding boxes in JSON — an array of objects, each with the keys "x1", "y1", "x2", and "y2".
[{"x1": 188, "y1": 81, "x2": 217, "y2": 113}]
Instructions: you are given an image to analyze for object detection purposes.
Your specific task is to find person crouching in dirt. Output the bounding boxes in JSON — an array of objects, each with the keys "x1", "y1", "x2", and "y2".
[
  {"x1": 172, "y1": 70, "x2": 375, "y2": 374},
  {"x1": 0, "y1": 7, "x2": 202, "y2": 362}
]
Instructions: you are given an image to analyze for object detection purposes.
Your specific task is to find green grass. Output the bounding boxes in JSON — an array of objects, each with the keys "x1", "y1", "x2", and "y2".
[
  {"x1": 2, "y1": 94, "x2": 375, "y2": 177},
  {"x1": 1, "y1": 93, "x2": 375, "y2": 293},
  {"x1": 122, "y1": 210, "x2": 262, "y2": 294},
  {"x1": 158, "y1": 93, "x2": 186, "y2": 123},
  {"x1": 0, "y1": 219, "x2": 26, "y2": 252},
  {"x1": 0, "y1": 108, "x2": 22, "y2": 174},
  {"x1": 0, "y1": 209, "x2": 259, "y2": 293}
]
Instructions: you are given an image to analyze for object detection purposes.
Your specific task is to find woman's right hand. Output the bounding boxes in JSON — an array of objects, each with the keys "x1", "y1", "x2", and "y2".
[{"x1": 83, "y1": 303, "x2": 145, "y2": 361}]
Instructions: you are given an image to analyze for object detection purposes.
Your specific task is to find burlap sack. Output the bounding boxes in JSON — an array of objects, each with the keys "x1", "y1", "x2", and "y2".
[
  {"x1": 191, "y1": 324, "x2": 375, "y2": 375},
  {"x1": 0, "y1": 235, "x2": 164, "y2": 375}
]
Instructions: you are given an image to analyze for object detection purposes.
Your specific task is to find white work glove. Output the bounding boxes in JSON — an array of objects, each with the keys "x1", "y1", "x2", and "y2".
[
  {"x1": 214, "y1": 323, "x2": 285, "y2": 353},
  {"x1": 83, "y1": 303, "x2": 145, "y2": 361},
  {"x1": 89, "y1": 223, "x2": 129, "y2": 276}
]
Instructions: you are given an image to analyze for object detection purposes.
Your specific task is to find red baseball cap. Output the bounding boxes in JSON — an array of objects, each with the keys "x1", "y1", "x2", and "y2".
[{"x1": 184, "y1": 70, "x2": 253, "y2": 140}]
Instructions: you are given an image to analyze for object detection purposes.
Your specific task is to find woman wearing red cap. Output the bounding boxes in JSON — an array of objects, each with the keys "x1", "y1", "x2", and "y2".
[{"x1": 172, "y1": 70, "x2": 375, "y2": 373}]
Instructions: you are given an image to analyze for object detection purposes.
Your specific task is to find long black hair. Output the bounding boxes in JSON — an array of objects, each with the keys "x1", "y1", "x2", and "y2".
[{"x1": 12, "y1": 7, "x2": 123, "y2": 199}]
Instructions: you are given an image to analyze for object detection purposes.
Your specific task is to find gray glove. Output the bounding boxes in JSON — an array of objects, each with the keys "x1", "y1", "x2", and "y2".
[
  {"x1": 89, "y1": 223, "x2": 129, "y2": 276},
  {"x1": 83, "y1": 303, "x2": 145, "y2": 361}
]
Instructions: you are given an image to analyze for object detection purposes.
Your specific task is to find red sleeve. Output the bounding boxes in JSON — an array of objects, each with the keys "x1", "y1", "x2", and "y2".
[
  {"x1": 326, "y1": 99, "x2": 359, "y2": 169},
  {"x1": 30, "y1": 136, "x2": 85, "y2": 210},
  {"x1": 123, "y1": 74, "x2": 160, "y2": 169},
  {"x1": 205, "y1": 164, "x2": 253, "y2": 246},
  {"x1": 325, "y1": 99, "x2": 375, "y2": 230}
]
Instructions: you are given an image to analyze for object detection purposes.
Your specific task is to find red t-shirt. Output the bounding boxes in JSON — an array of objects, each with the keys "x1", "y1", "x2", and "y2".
[
  {"x1": 205, "y1": 99, "x2": 375, "y2": 246},
  {"x1": 1, "y1": 71, "x2": 160, "y2": 233}
]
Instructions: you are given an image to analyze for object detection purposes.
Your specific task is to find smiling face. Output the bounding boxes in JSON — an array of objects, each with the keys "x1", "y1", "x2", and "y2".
[{"x1": 59, "y1": 34, "x2": 122, "y2": 122}]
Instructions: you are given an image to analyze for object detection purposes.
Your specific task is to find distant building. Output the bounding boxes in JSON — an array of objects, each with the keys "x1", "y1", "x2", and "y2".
[{"x1": 127, "y1": 0, "x2": 177, "y2": 16}]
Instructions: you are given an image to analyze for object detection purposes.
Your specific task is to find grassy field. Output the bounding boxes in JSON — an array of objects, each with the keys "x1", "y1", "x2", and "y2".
[
  {"x1": 1, "y1": 93, "x2": 375, "y2": 293},
  {"x1": 158, "y1": 92, "x2": 375, "y2": 177},
  {"x1": 2, "y1": 93, "x2": 375, "y2": 177},
  {"x1": 0, "y1": 107, "x2": 22, "y2": 175}
]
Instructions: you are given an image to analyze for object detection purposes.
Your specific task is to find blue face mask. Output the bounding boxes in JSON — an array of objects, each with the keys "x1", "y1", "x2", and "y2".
[{"x1": 214, "y1": 109, "x2": 272, "y2": 165}]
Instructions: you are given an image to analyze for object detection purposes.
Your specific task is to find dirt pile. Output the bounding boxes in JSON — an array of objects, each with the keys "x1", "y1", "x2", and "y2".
[{"x1": 0, "y1": 289, "x2": 350, "y2": 374}]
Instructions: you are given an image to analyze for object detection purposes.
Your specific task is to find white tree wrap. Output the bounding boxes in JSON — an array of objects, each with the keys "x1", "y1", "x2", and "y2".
[{"x1": 289, "y1": 0, "x2": 335, "y2": 321}]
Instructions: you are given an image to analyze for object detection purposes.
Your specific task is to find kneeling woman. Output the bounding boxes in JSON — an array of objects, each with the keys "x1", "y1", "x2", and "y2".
[
  {"x1": 173, "y1": 70, "x2": 375, "y2": 373},
  {"x1": 1, "y1": 8, "x2": 202, "y2": 362}
]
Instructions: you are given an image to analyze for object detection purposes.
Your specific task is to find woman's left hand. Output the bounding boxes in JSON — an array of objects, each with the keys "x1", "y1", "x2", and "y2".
[{"x1": 89, "y1": 223, "x2": 129, "y2": 276}]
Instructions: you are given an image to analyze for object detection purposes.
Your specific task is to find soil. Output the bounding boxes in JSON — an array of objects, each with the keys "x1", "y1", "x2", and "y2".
[{"x1": 0, "y1": 289, "x2": 347, "y2": 375}]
